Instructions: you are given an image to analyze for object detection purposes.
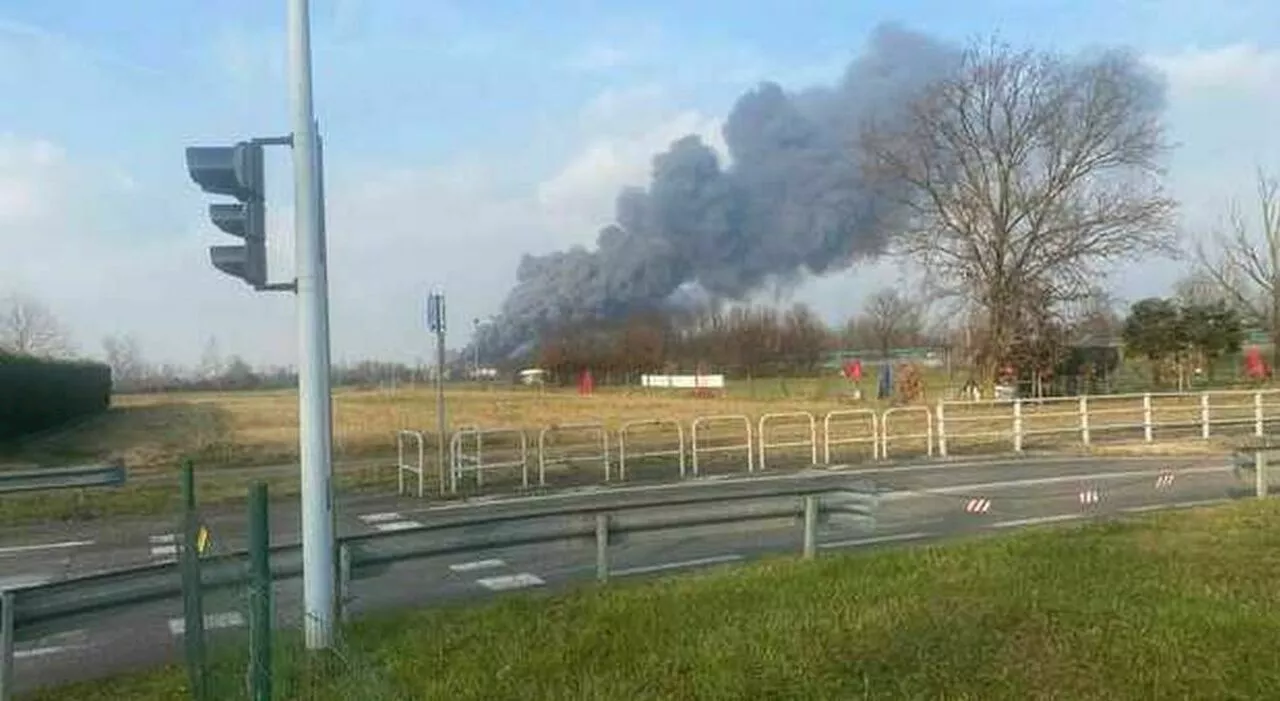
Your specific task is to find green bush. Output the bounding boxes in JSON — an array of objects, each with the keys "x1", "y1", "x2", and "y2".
[{"x1": 0, "y1": 352, "x2": 112, "y2": 441}]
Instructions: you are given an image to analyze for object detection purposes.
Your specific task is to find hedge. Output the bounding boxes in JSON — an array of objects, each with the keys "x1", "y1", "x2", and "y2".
[{"x1": 0, "y1": 353, "x2": 112, "y2": 441}]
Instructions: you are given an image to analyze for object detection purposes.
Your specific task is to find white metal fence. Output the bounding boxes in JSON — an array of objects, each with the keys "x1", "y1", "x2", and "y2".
[
  {"x1": 538, "y1": 422, "x2": 611, "y2": 485},
  {"x1": 389, "y1": 389, "x2": 1280, "y2": 497}
]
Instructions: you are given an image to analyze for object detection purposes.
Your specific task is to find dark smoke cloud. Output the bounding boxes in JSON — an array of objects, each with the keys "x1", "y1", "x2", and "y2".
[{"x1": 481, "y1": 24, "x2": 959, "y2": 361}]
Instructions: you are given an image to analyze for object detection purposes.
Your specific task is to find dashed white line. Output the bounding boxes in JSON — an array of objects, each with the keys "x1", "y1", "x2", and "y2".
[
  {"x1": 0, "y1": 540, "x2": 93, "y2": 557},
  {"x1": 476, "y1": 573, "x2": 545, "y2": 591},
  {"x1": 15, "y1": 645, "x2": 70, "y2": 660},
  {"x1": 991, "y1": 513, "x2": 1087, "y2": 529},
  {"x1": 148, "y1": 533, "x2": 178, "y2": 560},
  {"x1": 449, "y1": 559, "x2": 506, "y2": 573},
  {"x1": 614, "y1": 554, "x2": 744, "y2": 577},
  {"x1": 168, "y1": 611, "x2": 246, "y2": 636},
  {"x1": 821, "y1": 531, "x2": 934, "y2": 549},
  {"x1": 373, "y1": 520, "x2": 422, "y2": 532},
  {"x1": 361, "y1": 512, "x2": 423, "y2": 532},
  {"x1": 1124, "y1": 499, "x2": 1230, "y2": 513}
]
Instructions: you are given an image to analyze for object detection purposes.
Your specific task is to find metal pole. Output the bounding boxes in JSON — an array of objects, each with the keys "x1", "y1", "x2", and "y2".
[
  {"x1": 595, "y1": 513, "x2": 610, "y2": 582},
  {"x1": 1, "y1": 592, "x2": 14, "y2": 701},
  {"x1": 248, "y1": 483, "x2": 273, "y2": 701},
  {"x1": 436, "y1": 321, "x2": 447, "y2": 492},
  {"x1": 179, "y1": 460, "x2": 208, "y2": 701},
  {"x1": 472, "y1": 318, "x2": 479, "y2": 379},
  {"x1": 287, "y1": 0, "x2": 335, "y2": 650},
  {"x1": 802, "y1": 495, "x2": 818, "y2": 559}
]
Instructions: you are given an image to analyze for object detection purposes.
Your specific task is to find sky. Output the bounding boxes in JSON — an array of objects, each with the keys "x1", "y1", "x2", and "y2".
[{"x1": 1, "y1": 0, "x2": 1278, "y2": 369}]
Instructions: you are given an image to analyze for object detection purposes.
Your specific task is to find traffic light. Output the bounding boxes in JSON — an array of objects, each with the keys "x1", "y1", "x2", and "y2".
[{"x1": 185, "y1": 142, "x2": 267, "y2": 289}]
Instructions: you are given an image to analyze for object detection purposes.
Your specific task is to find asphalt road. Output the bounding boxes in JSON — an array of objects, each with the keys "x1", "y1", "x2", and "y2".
[{"x1": 1, "y1": 451, "x2": 1251, "y2": 695}]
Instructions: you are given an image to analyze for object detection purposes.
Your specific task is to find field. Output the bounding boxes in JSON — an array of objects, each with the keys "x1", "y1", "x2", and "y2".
[
  {"x1": 2, "y1": 373, "x2": 1277, "y2": 526},
  {"x1": 29, "y1": 497, "x2": 1280, "y2": 700}
]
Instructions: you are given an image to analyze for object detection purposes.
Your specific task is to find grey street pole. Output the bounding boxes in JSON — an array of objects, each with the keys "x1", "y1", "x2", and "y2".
[
  {"x1": 472, "y1": 318, "x2": 480, "y2": 379},
  {"x1": 287, "y1": 0, "x2": 335, "y2": 650}
]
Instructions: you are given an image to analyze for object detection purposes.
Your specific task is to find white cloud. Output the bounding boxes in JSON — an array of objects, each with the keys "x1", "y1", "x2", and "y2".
[{"x1": 1149, "y1": 43, "x2": 1280, "y2": 93}]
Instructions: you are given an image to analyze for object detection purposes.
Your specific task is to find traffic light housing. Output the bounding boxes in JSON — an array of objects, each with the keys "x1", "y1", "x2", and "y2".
[{"x1": 185, "y1": 142, "x2": 267, "y2": 289}]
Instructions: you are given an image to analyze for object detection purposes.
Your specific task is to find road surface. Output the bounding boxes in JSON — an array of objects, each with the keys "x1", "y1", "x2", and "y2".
[{"x1": 1, "y1": 452, "x2": 1247, "y2": 695}]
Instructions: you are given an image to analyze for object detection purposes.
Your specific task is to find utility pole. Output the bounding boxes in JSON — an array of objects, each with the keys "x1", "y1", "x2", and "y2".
[
  {"x1": 287, "y1": 0, "x2": 335, "y2": 650},
  {"x1": 472, "y1": 317, "x2": 480, "y2": 379},
  {"x1": 428, "y1": 291, "x2": 447, "y2": 494}
]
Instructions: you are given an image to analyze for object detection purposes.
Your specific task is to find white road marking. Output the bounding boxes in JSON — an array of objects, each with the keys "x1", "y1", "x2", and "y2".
[
  {"x1": 168, "y1": 611, "x2": 246, "y2": 636},
  {"x1": 148, "y1": 534, "x2": 176, "y2": 544},
  {"x1": 821, "y1": 531, "x2": 934, "y2": 549},
  {"x1": 476, "y1": 573, "x2": 545, "y2": 591},
  {"x1": 360, "y1": 512, "x2": 405, "y2": 523},
  {"x1": 615, "y1": 554, "x2": 744, "y2": 577},
  {"x1": 0, "y1": 540, "x2": 93, "y2": 557},
  {"x1": 15, "y1": 645, "x2": 70, "y2": 660},
  {"x1": 991, "y1": 513, "x2": 1087, "y2": 528},
  {"x1": 404, "y1": 456, "x2": 1210, "y2": 516},
  {"x1": 880, "y1": 465, "x2": 1229, "y2": 501},
  {"x1": 372, "y1": 520, "x2": 422, "y2": 532},
  {"x1": 449, "y1": 558, "x2": 506, "y2": 573},
  {"x1": 150, "y1": 545, "x2": 178, "y2": 559},
  {"x1": 1124, "y1": 499, "x2": 1230, "y2": 513},
  {"x1": 0, "y1": 574, "x2": 51, "y2": 591}
]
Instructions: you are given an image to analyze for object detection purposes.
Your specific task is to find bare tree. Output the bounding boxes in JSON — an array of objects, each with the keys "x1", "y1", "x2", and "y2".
[
  {"x1": 862, "y1": 39, "x2": 1177, "y2": 384},
  {"x1": 1194, "y1": 169, "x2": 1280, "y2": 365},
  {"x1": 102, "y1": 334, "x2": 148, "y2": 391},
  {"x1": 0, "y1": 292, "x2": 72, "y2": 358},
  {"x1": 859, "y1": 288, "x2": 925, "y2": 357}
]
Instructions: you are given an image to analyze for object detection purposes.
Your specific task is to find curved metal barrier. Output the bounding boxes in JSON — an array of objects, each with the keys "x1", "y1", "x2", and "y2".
[
  {"x1": 757, "y1": 412, "x2": 817, "y2": 471},
  {"x1": 449, "y1": 428, "x2": 529, "y2": 493},
  {"x1": 821, "y1": 409, "x2": 880, "y2": 463},
  {"x1": 881, "y1": 406, "x2": 934, "y2": 459},
  {"x1": 395, "y1": 430, "x2": 426, "y2": 498},
  {"x1": 538, "y1": 423, "x2": 611, "y2": 486},
  {"x1": 690, "y1": 414, "x2": 753, "y2": 476},
  {"x1": 617, "y1": 419, "x2": 686, "y2": 481}
]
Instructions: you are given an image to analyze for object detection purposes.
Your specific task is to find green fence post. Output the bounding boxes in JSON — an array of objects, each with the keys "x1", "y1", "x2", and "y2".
[
  {"x1": 248, "y1": 482, "x2": 273, "y2": 701},
  {"x1": 179, "y1": 459, "x2": 208, "y2": 701},
  {"x1": 1, "y1": 591, "x2": 14, "y2": 701}
]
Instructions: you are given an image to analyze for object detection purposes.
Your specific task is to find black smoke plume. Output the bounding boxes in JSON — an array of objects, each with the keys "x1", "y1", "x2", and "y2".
[{"x1": 479, "y1": 24, "x2": 958, "y2": 362}]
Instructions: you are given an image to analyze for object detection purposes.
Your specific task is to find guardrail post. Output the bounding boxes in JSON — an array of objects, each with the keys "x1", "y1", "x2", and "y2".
[
  {"x1": 935, "y1": 402, "x2": 948, "y2": 457},
  {"x1": 1, "y1": 591, "x2": 13, "y2": 701},
  {"x1": 1255, "y1": 392, "x2": 1264, "y2": 437},
  {"x1": 248, "y1": 482, "x2": 273, "y2": 701},
  {"x1": 802, "y1": 496, "x2": 818, "y2": 559},
  {"x1": 595, "y1": 513, "x2": 610, "y2": 582},
  {"x1": 1079, "y1": 396, "x2": 1090, "y2": 446},
  {"x1": 179, "y1": 460, "x2": 209, "y2": 701},
  {"x1": 1256, "y1": 450, "x2": 1268, "y2": 499},
  {"x1": 1201, "y1": 393, "x2": 1211, "y2": 439},
  {"x1": 1012, "y1": 399, "x2": 1023, "y2": 452},
  {"x1": 1142, "y1": 393, "x2": 1153, "y2": 443},
  {"x1": 337, "y1": 543, "x2": 352, "y2": 624}
]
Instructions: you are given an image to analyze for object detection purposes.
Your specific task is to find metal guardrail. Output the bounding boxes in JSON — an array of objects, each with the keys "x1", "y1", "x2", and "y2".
[
  {"x1": 385, "y1": 389, "x2": 1280, "y2": 499},
  {"x1": 395, "y1": 430, "x2": 425, "y2": 498},
  {"x1": 538, "y1": 423, "x2": 610, "y2": 485},
  {"x1": 0, "y1": 461, "x2": 126, "y2": 495},
  {"x1": 0, "y1": 475, "x2": 878, "y2": 695}
]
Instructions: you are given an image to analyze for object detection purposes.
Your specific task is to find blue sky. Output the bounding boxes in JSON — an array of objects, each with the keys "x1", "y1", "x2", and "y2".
[{"x1": 1, "y1": 1, "x2": 1278, "y2": 367}]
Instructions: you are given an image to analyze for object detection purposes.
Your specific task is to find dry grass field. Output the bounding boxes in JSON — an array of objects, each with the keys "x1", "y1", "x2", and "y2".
[
  {"x1": 7, "y1": 376, "x2": 1279, "y2": 479},
  {"x1": 0, "y1": 376, "x2": 1276, "y2": 526}
]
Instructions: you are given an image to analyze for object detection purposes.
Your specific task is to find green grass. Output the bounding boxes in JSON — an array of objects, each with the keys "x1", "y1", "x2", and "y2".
[{"x1": 26, "y1": 498, "x2": 1280, "y2": 700}]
